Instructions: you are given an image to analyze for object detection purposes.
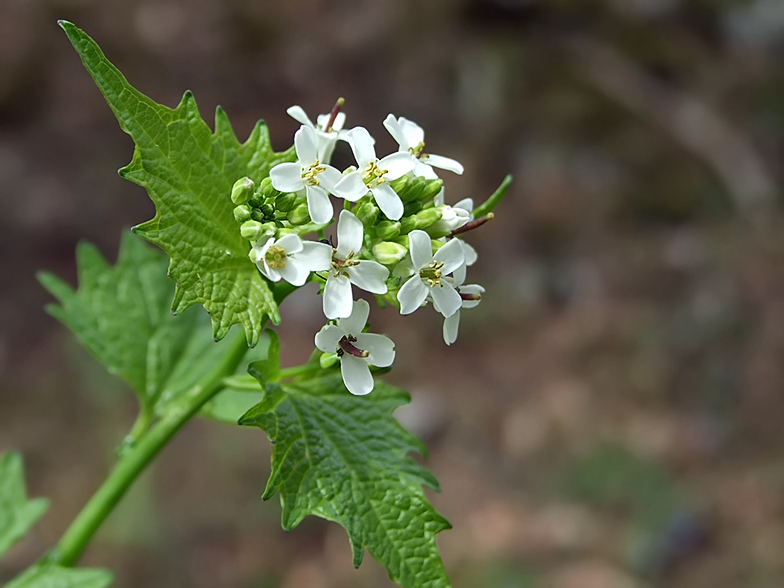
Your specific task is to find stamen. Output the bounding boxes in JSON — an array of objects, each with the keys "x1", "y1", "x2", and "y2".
[
  {"x1": 449, "y1": 212, "x2": 494, "y2": 237},
  {"x1": 408, "y1": 141, "x2": 425, "y2": 159},
  {"x1": 364, "y1": 161, "x2": 389, "y2": 187},
  {"x1": 338, "y1": 335, "x2": 369, "y2": 358},
  {"x1": 324, "y1": 97, "x2": 345, "y2": 133},
  {"x1": 419, "y1": 261, "x2": 444, "y2": 287},
  {"x1": 265, "y1": 245, "x2": 287, "y2": 269},
  {"x1": 302, "y1": 160, "x2": 326, "y2": 186}
]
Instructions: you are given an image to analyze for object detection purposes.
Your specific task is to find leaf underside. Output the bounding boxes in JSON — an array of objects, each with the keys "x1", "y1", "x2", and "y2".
[
  {"x1": 240, "y1": 373, "x2": 452, "y2": 588},
  {"x1": 60, "y1": 21, "x2": 295, "y2": 346}
]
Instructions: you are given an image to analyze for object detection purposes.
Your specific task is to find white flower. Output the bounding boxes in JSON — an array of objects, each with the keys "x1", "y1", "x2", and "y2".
[
  {"x1": 383, "y1": 114, "x2": 464, "y2": 179},
  {"x1": 333, "y1": 127, "x2": 415, "y2": 221},
  {"x1": 249, "y1": 233, "x2": 331, "y2": 286},
  {"x1": 287, "y1": 104, "x2": 348, "y2": 163},
  {"x1": 323, "y1": 210, "x2": 390, "y2": 319},
  {"x1": 397, "y1": 230, "x2": 465, "y2": 317},
  {"x1": 315, "y1": 299, "x2": 395, "y2": 396},
  {"x1": 442, "y1": 263, "x2": 484, "y2": 346},
  {"x1": 269, "y1": 125, "x2": 342, "y2": 224},
  {"x1": 429, "y1": 197, "x2": 474, "y2": 235}
]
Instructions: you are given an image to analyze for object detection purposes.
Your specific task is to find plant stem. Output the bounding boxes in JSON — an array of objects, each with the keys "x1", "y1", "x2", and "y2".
[
  {"x1": 279, "y1": 363, "x2": 321, "y2": 379},
  {"x1": 47, "y1": 330, "x2": 249, "y2": 567}
]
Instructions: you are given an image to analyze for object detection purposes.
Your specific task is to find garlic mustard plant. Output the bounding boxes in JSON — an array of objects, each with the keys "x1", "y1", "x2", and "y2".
[{"x1": 12, "y1": 20, "x2": 511, "y2": 588}]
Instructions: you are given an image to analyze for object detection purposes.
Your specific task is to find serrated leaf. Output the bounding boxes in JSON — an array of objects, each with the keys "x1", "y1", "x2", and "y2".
[
  {"x1": 60, "y1": 20, "x2": 295, "y2": 346},
  {"x1": 39, "y1": 232, "x2": 260, "y2": 419},
  {"x1": 3, "y1": 564, "x2": 113, "y2": 588},
  {"x1": 0, "y1": 453, "x2": 49, "y2": 559},
  {"x1": 239, "y1": 373, "x2": 452, "y2": 588}
]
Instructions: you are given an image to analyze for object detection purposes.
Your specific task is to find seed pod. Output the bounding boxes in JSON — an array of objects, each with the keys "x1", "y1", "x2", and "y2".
[{"x1": 231, "y1": 177, "x2": 255, "y2": 205}]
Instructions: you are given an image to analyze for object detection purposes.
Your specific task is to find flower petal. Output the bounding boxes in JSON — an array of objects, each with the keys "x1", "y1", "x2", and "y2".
[
  {"x1": 461, "y1": 240, "x2": 478, "y2": 266},
  {"x1": 305, "y1": 185, "x2": 333, "y2": 225},
  {"x1": 434, "y1": 238, "x2": 464, "y2": 275},
  {"x1": 460, "y1": 284, "x2": 485, "y2": 309},
  {"x1": 347, "y1": 261, "x2": 389, "y2": 294},
  {"x1": 378, "y1": 152, "x2": 415, "y2": 180},
  {"x1": 323, "y1": 274, "x2": 354, "y2": 319},
  {"x1": 383, "y1": 114, "x2": 410, "y2": 149},
  {"x1": 408, "y1": 230, "x2": 433, "y2": 270},
  {"x1": 336, "y1": 209, "x2": 363, "y2": 258},
  {"x1": 372, "y1": 183, "x2": 404, "y2": 221},
  {"x1": 276, "y1": 233, "x2": 304, "y2": 254},
  {"x1": 347, "y1": 127, "x2": 376, "y2": 167},
  {"x1": 430, "y1": 282, "x2": 462, "y2": 317},
  {"x1": 355, "y1": 333, "x2": 395, "y2": 367},
  {"x1": 413, "y1": 161, "x2": 438, "y2": 179},
  {"x1": 422, "y1": 153, "x2": 464, "y2": 175},
  {"x1": 257, "y1": 262, "x2": 281, "y2": 283},
  {"x1": 454, "y1": 198, "x2": 474, "y2": 214},
  {"x1": 340, "y1": 354, "x2": 374, "y2": 396},
  {"x1": 315, "y1": 324, "x2": 343, "y2": 353},
  {"x1": 270, "y1": 162, "x2": 304, "y2": 193},
  {"x1": 398, "y1": 117, "x2": 425, "y2": 147},
  {"x1": 317, "y1": 111, "x2": 346, "y2": 132},
  {"x1": 451, "y1": 262, "x2": 466, "y2": 287},
  {"x1": 443, "y1": 311, "x2": 460, "y2": 345},
  {"x1": 294, "y1": 125, "x2": 318, "y2": 164},
  {"x1": 397, "y1": 276, "x2": 429, "y2": 315},
  {"x1": 319, "y1": 165, "x2": 343, "y2": 193},
  {"x1": 338, "y1": 298, "x2": 370, "y2": 336},
  {"x1": 287, "y1": 105, "x2": 314, "y2": 128},
  {"x1": 295, "y1": 241, "x2": 332, "y2": 271},
  {"x1": 277, "y1": 256, "x2": 311, "y2": 286},
  {"x1": 333, "y1": 171, "x2": 368, "y2": 202}
]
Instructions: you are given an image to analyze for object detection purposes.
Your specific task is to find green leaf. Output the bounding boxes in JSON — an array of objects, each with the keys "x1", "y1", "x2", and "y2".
[
  {"x1": 59, "y1": 21, "x2": 295, "y2": 346},
  {"x1": 0, "y1": 453, "x2": 49, "y2": 559},
  {"x1": 239, "y1": 373, "x2": 452, "y2": 588},
  {"x1": 3, "y1": 564, "x2": 112, "y2": 588},
  {"x1": 39, "y1": 232, "x2": 260, "y2": 420}
]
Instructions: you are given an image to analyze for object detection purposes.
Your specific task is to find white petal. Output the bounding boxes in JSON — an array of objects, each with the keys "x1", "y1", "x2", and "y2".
[
  {"x1": 277, "y1": 256, "x2": 311, "y2": 286},
  {"x1": 317, "y1": 111, "x2": 346, "y2": 132},
  {"x1": 287, "y1": 105, "x2": 315, "y2": 128},
  {"x1": 295, "y1": 241, "x2": 332, "y2": 271},
  {"x1": 443, "y1": 311, "x2": 460, "y2": 345},
  {"x1": 454, "y1": 198, "x2": 474, "y2": 214},
  {"x1": 434, "y1": 187, "x2": 445, "y2": 206},
  {"x1": 460, "y1": 284, "x2": 485, "y2": 309},
  {"x1": 323, "y1": 274, "x2": 354, "y2": 319},
  {"x1": 315, "y1": 324, "x2": 343, "y2": 353},
  {"x1": 319, "y1": 165, "x2": 343, "y2": 193},
  {"x1": 408, "y1": 230, "x2": 433, "y2": 270},
  {"x1": 392, "y1": 256, "x2": 414, "y2": 279},
  {"x1": 355, "y1": 333, "x2": 395, "y2": 367},
  {"x1": 315, "y1": 134, "x2": 339, "y2": 163},
  {"x1": 413, "y1": 160, "x2": 438, "y2": 179},
  {"x1": 333, "y1": 171, "x2": 368, "y2": 202},
  {"x1": 430, "y1": 282, "x2": 462, "y2": 317},
  {"x1": 398, "y1": 117, "x2": 425, "y2": 147},
  {"x1": 347, "y1": 127, "x2": 376, "y2": 167},
  {"x1": 257, "y1": 262, "x2": 281, "y2": 283},
  {"x1": 383, "y1": 114, "x2": 410, "y2": 149},
  {"x1": 397, "y1": 277, "x2": 429, "y2": 315},
  {"x1": 305, "y1": 185, "x2": 333, "y2": 225},
  {"x1": 347, "y1": 261, "x2": 389, "y2": 294},
  {"x1": 378, "y1": 152, "x2": 416, "y2": 180},
  {"x1": 434, "y1": 238, "x2": 465, "y2": 275},
  {"x1": 340, "y1": 354, "x2": 374, "y2": 396},
  {"x1": 270, "y1": 162, "x2": 304, "y2": 193},
  {"x1": 336, "y1": 210, "x2": 363, "y2": 258},
  {"x1": 294, "y1": 125, "x2": 318, "y2": 164},
  {"x1": 451, "y1": 263, "x2": 466, "y2": 287},
  {"x1": 338, "y1": 298, "x2": 370, "y2": 335},
  {"x1": 372, "y1": 183, "x2": 404, "y2": 221},
  {"x1": 422, "y1": 153, "x2": 464, "y2": 175},
  {"x1": 276, "y1": 233, "x2": 304, "y2": 255},
  {"x1": 461, "y1": 240, "x2": 478, "y2": 266}
]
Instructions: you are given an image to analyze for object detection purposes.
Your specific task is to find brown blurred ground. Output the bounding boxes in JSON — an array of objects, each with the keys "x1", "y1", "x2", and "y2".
[{"x1": 3, "y1": 1, "x2": 784, "y2": 587}]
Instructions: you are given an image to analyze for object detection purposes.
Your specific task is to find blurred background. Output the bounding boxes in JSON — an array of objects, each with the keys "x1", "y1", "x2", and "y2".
[{"x1": 2, "y1": 0, "x2": 784, "y2": 586}]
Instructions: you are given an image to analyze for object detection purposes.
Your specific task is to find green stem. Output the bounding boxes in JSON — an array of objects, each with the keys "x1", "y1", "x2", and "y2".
[
  {"x1": 279, "y1": 363, "x2": 321, "y2": 379},
  {"x1": 47, "y1": 330, "x2": 249, "y2": 567},
  {"x1": 472, "y1": 174, "x2": 513, "y2": 218}
]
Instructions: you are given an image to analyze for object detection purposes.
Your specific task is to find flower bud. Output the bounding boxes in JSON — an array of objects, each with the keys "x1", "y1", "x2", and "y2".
[
  {"x1": 419, "y1": 179, "x2": 443, "y2": 203},
  {"x1": 400, "y1": 176, "x2": 425, "y2": 203},
  {"x1": 233, "y1": 204, "x2": 251, "y2": 223},
  {"x1": 354, "y1": 201, "x2": 379, "y2": 228},
  {"x1": 388, "y1": 175, "x2": 410, "y2": 197},
  {"x1": 400, "y1": 207, "x2": 443, "y2": 234},
  {"x1": 274, "y1": 192, "x2": 297, "y2": 212},
  {"x1": 376, "y1": 220, "x2": 401, "y2": 240},
  {"x1": 240, "y1": 220, "x2": 264, "y2": 241},
  {"x1": 261, "y1": 203, "x2": 275, "y2": 217},
  {"x1": 372, "y1": 241, "x2": 408, "y2": 265},
  {"x1": 403, "y1": 199, "x2": 424, "y2": 217},
  {"x1": 320, "y1": 352, "x2": 340, "y2": 369},
  {"x1": 260, "y1": 177, "x2": 281, "y2": 201},
  {"x1": 231, "y1": 177, "x2": 255, "y2": 205},
  {"x1": 250, "y1": 209, "x2": 266, "y2": 222},
  {"x1": 287, "y1": 204, "x2": 311, "y2": 225}
]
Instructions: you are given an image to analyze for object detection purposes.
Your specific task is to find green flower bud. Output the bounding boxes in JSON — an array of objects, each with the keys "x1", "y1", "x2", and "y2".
[
  {"x1": 388, "y1": 175, "x2": 410, "y2": 197},
  {"x1": 400, "y1": 176, "x2": 426, "y2": 203},
  {"x1": 372, "y1": 241, "x2": 408, "y2": 265},
  {"x1": 320, "y1": 352, "x2": 340, "y2": 369},
  {"x1": 233, "y1": 204, "x2": 252, "y2": 223},
  {"x1": 250, "y1": 208, "x2": 266, "y2": 222},
  {"x1": 261, "y1": 203, "x2": 275, "y2": 217},
  {"x1": 260, "y1": 177, "x2": 281, "y2": 200},
  {"x1": 419, "y1": 178, "x2": 443, "y2": 203},
  {"x1": 240, "y1": 220, "x2": 264, "y2": 241},
  {"x1": 287, "y1": 203, "x2": 311, "y2": 225},
  {"x1": 404, "y1": 207, "x2": 443, "y2": 233},
  {"x1": 231, "y1": 177, "x2": 255, "y2": 205},
  {"x1": 354, "y1": 201, "x2": 379, "y2": 228},
  {"x1": 274, "y1": 192, "x2": 297, "y2": 212},
  {"x1": 403, "y1": 199, "x2": 424, "y2": 217},
  {"x1": 376, "y1": 220, "x2": 401, "y2": 240}
]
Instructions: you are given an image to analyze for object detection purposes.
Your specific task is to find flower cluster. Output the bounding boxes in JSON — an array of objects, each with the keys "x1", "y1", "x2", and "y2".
[{"x1": 231, "y1": 100, "x2": 495, "y2": 395}]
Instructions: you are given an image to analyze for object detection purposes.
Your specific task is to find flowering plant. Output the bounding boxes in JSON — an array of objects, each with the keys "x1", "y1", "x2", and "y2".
[{"x1": 0, "y1": 21, "x2": 510, "y2": 588}]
